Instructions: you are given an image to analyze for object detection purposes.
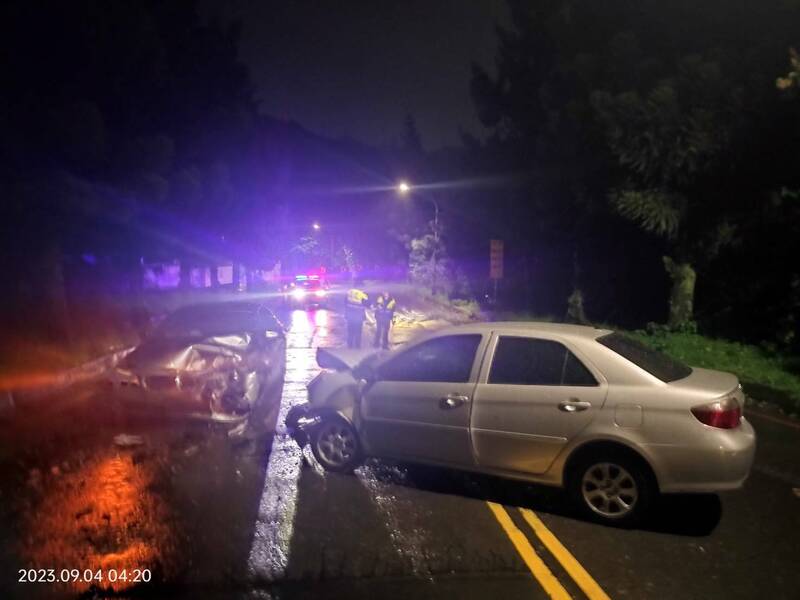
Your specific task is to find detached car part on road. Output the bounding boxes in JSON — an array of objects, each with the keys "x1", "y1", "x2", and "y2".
[
  {"x1": 286, "y1": 322, "x2": 756, "y2": 526},
  {"x1": 101, "y1": 302, "x2": 286, "y2": 423}
]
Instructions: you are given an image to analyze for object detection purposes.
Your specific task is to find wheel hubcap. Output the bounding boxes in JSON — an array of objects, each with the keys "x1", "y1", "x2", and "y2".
[
  {"x1": 581, "y1": 462, "x2": 638, "y2": 518},
  {"x1": 316, "y1": 422, "x2": 356, "y2": 467}
]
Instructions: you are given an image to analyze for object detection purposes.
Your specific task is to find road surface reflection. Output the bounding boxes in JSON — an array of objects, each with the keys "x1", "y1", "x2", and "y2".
[
  {"x1": 11, "y1": 307, "x2": 342, "y2": 595},
  {"x1": 247, "y1": 309, "x2": 333, "y2": 581},
  {"x1": 20, "y1": 451, "x2": 178, "y2": 594}
]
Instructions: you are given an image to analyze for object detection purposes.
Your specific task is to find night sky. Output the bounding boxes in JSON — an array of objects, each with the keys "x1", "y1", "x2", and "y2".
[{"x1": 210, "y1": 0, "x2": 509, "y2": 149}]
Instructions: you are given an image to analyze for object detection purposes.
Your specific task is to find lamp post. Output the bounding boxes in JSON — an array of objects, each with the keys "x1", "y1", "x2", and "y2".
[
  {"x1": 397, "y1": 181, "x2": 440, "y2": 294},
  {"x1": 311, "y1": 221, "x2": 336, "y2": 270}
]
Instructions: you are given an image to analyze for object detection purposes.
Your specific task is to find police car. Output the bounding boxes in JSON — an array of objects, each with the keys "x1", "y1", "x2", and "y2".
[{"x1": 283, "y1": 274, "x2": 328, "y2": 307}]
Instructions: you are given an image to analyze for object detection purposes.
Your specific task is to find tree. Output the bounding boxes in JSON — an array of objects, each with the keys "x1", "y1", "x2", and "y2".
[
  {"x1": 408, "y1": 232, "x2": 449, "y2": 295},
  {"x1": 470, "y1": 0, "x2": 619, "y2": 318},
  {"x1": 0, "y1": 0, "x2": 257, "y2": 338},
  {"x1": 290, "y1": 236, "x2": 323, "y2": 265},
  {"x1": 777, "y1": 46, "x2": 800, "y2": 204},
  {"x1": 472, "y1": 0, "x2": 800, "y2": 330},
  {"x1": 591, "y1": 11, "x2": 800, "y2": 329},
  {"x1": 776, "y1": 48, "x2": 800, "y2": 94},
  {"x1": 591, "y1": 53, "x2": 744, "y2": 328}
]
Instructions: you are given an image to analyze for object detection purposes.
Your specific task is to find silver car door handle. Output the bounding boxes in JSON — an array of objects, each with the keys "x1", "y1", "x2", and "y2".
[
  {"x1": 440, "y1": 394, "x2": 469, "y2": 409},
  {"x1": 558, "y1": 399, "x2": 592, "y2": 412}
]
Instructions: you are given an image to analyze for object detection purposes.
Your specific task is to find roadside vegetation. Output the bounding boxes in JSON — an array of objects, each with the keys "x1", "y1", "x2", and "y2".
[{"x1": 413, "y1": 289, "x2": 482, "y2": 322}]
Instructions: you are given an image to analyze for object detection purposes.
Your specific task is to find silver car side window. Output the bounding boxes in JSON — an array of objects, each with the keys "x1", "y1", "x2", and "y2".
[
  {"x1": 378, "y1": 334, "x2": 482, "y2": 383},
  {"x1": 489, "y1": 336, "x2": 598, "y2": 386}
]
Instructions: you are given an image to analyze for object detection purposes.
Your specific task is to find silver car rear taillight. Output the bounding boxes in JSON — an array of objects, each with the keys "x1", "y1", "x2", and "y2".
[{"x1": 691, "y1": 397, "x2": 742, "y2": 429}]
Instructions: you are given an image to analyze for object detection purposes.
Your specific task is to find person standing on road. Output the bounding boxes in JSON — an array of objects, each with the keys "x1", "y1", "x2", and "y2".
[
  {"x1": 345, "y1": 285, "x2": 369, "y2": 348},
  {"x1": 373, "y1": 290, "x2": 396, "y2": 350}
]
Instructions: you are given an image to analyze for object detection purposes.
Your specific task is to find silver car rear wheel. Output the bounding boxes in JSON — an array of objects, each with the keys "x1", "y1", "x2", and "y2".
[
  {"x1": 581, "y1": 462, "x2": 639, "y2": 519},
  {"x1": 312, "y1": 418, "x2": 361, "y2": 472}
]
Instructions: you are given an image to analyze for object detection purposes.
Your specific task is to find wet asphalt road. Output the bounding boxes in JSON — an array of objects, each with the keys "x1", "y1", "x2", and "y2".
[{"x1": 1, "y1": 306, "x2": 800, "y2": 599}]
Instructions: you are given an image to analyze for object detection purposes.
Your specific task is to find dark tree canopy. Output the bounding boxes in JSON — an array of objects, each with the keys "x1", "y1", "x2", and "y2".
[
  {"x1": 0, "y1": 0, "x2": 256, "y2": 262},
  {"x1": 470, "y1": 0, "x2": 800, "y2": 340}
]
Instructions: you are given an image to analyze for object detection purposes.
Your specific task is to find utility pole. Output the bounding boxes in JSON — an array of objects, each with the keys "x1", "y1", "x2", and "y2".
[{"x1": 431, "y1": 198, "x2": 439, "y2": 295}]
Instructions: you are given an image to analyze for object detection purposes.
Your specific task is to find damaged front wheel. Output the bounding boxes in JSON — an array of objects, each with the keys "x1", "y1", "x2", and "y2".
[{"x1": 311, "y1": 417, "x2": 361, "y2": 473}]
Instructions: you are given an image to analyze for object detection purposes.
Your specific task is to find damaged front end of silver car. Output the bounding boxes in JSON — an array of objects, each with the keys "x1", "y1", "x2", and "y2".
[
  {"x1": 285, "y1": 346, "x2": 378, "y2": 448},
  {"x1": 285, "y1": 404, "x2": 322, "y2": 447}
]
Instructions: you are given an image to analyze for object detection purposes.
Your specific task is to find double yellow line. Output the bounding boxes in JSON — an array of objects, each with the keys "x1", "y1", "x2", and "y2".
[{"x1": 487, "y1": 502, "x2": 610, "y2": 600}]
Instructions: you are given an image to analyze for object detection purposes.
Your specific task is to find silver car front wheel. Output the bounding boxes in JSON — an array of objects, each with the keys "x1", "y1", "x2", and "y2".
[
  {"x1": 581, "y1": 462, "x2": 639, "y2": 518},
  {"x1": 311, "y1": 418, "x2": 361, "y2": 473}
]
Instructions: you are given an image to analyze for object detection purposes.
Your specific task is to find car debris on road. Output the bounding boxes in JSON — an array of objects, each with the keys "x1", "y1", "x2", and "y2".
[{"x1": 113, "y1": 433, "x2": 144, "y2": 447}]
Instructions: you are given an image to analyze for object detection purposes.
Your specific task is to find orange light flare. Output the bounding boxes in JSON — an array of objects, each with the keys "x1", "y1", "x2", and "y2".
[
  {"x1": 0, "y1": 339, "x2": 111, "y2": 392},
  {"x1": 0, "y1": 371, "x2": 69, "y2": 391},
  {"x1": 20, "y1": 452, "x2": 179, "y2": 593}
]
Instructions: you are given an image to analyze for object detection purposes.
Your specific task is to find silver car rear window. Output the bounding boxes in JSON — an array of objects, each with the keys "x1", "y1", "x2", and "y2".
[{"x1": 597, "y1": 333, "x2": 692, "y2": 382}]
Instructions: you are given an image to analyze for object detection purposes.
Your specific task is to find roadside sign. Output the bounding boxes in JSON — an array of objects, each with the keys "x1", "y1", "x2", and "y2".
[{"x1": 490, "y1": 239, "x2": 503, "y2": 279}]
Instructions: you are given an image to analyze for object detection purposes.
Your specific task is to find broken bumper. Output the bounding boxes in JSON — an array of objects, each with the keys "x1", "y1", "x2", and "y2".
[{"x1": 285, "y1": 403, "x2": 321, "y2": 447}]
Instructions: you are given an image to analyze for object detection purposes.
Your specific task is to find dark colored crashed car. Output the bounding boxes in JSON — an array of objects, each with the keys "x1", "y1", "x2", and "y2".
[{"x1": 102, "y1": 301, "x2": 286, "y2": 422}]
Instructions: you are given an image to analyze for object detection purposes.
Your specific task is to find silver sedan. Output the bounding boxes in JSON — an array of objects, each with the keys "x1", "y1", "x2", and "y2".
[{"x1": 286, "y1": 322, "x2": 756, "y2": 525}]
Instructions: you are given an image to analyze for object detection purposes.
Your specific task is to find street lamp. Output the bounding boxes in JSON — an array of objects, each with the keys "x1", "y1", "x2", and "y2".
[
  {"x1": 396, "y1": 180, "x2": 441, "y2": 294},
  {"x1": 310, "y1": 221, "x2": 335, "y2": 269},
  {"x1": 396, "y1": 181, "x2": 438, "y2": 231}
]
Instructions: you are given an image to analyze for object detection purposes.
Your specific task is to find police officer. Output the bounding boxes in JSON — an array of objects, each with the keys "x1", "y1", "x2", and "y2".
[
  {"x1": 345, "y1": 284, "x2": 369, "y2": 348},
  {"x1": 373, "y1": 290, "x2": 396, "y2": 350}
]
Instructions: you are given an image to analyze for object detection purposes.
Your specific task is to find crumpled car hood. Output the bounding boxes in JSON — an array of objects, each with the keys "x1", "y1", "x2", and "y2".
[
  {"x1": 307, "y1": 369, "x2": 359, "y2": 407},
  {"x1": 108, "y1": 331, "x2": 284, "y2": 422},
  {"x1": 123, "y1": 333, "x2": 255, "y2": 371}
]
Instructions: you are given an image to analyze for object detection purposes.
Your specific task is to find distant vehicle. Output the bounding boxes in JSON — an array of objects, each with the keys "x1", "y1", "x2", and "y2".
[
  {"x1": 287, "y1": 322, "x2": 756, "y2": 525},
  {"x1": 100, "y1": 302, "x2": 286, "y2": 422},
  {"x1": 282, "y1": 274, "x2": 329, "y2": 308}
]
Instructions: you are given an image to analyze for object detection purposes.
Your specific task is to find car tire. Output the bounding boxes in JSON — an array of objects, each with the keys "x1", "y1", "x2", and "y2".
[
  {"x1": 311, "y1": 416, "x2": 362, "y2": 473},
  {"x1": 568, "y1": 450, "x2": 655, "y2": 527}
]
